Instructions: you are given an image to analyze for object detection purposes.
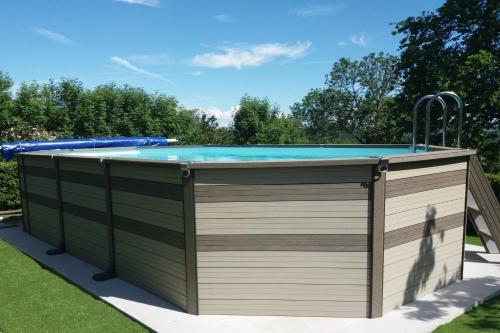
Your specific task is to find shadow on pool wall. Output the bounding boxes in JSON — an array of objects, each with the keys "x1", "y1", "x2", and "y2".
[
  {"x1": 403, "y1": 205, "x2": 439, "y2": 304},
  {"x1": 382, "y1": 158, "x2": 468, "y2": 314}
]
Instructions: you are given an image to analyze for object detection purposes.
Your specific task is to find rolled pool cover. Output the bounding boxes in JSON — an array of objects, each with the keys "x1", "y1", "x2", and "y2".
[{"x1": 0, "y1": 136, "x2": 168, "y2": 160}]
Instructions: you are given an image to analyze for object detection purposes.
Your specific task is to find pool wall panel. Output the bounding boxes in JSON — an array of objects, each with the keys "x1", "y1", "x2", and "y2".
[
  {"x1": 59, "y1": 159, "x2": 109, "y2": 269},
  {"x1": 109, "y1": 163, "x2": 188, "y2": 311},
  {"x1": 193, "y1": 166, "x2": 373, "y2": 317},
  {"x1": 381, "y1": 158, "x2": 468, "y2": 314},
  {"x1": 22, "y1": 156, "x2": 61, "y2": 247}
]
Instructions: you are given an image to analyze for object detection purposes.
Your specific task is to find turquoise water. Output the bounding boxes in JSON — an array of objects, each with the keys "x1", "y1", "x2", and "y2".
[{"x1": 57, "y1": 146, "x2": 425, "y2": 162}]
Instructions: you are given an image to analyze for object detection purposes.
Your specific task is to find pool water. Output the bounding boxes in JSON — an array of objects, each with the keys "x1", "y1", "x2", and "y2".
[{"x1": 57, "y1": 146, "x2": 426, "y2": 162}]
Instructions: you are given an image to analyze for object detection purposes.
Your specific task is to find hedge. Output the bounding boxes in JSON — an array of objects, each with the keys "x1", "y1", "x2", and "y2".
[
  {"x1": 486, "y1": 173, "x2": 500, "y2": 200},
  {"x1": 0, "y1": 160, "x2": 20, "y2": 210}
]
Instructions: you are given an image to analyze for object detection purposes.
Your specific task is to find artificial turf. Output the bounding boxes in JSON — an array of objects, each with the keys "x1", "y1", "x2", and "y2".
[
  {"x1": 0, "y1": 239, "x2": 147, "y2": 333},
  {"x1": 465, "y1": 235, "x2": 484, "y2": 246},
  {"x1": 432, "y1": 295, "x2": 500, "y2": 333}
]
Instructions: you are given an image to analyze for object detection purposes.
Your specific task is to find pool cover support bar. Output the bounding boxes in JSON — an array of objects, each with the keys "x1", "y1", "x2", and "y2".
[
  {"x1": 93, "y1": 161, "x2": 117, "y2": 281},
  {"x1": 46, "y1": 158, "x2": 66, "y2": 255}
]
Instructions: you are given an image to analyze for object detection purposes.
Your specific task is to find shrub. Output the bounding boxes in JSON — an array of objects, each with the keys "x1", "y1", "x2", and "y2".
[
  {"x1": 0, "y1": 160, "x2": 20, "y2": 210},
  {"x1": 486, "y1": 173, "x2": 500, "y2": 200}
]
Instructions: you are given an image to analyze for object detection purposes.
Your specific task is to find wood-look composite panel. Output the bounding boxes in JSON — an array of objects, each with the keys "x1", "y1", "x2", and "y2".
[
  {"x1": 59, "y1": 159, "x2": 109, "y2": 269},
  {"x1": 382, "y1": 158, "x2": 468, "y2": 314},
  {"x1": 194, "y1": 166, "x2": 373, "y2": 317},
  {"x1": 109, "y1": 162, "x2": 188, "y2": 311},
  {"x1": 22, "y1": 156, "x2": 61, "y2": 247}
]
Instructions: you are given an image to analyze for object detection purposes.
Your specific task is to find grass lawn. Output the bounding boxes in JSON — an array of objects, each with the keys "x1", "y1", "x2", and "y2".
[
  {"x1": 433, "y1": 295, "x2": 500, "y2": 333},
  {"x1": 0, "y1": 239, "x2": 147, "y2": 333},
  {"x1": 466, "y1": 234, "x2": 483, "y2": 246}
]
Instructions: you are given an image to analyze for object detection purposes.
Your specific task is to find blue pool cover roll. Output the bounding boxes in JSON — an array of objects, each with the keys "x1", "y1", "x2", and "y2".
[{"x1": 0, "y1": 136, "x2": 168, "y2": 160}]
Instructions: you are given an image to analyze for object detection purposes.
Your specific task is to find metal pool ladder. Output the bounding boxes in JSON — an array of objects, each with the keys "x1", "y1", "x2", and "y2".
[{"x1": 412, "y1": 91, "x2": 464, "y2": 152}]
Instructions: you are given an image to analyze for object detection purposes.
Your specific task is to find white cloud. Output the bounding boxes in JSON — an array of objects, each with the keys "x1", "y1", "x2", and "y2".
[
  {"x1": 110, "y1": 56, "x2": 171, "y2": 82},
  {"x1": 213, "y1": 14, "x2": 235, "y2": 23},
  {"x1": 288, "y1": 4, "x2": 345, "y2": 17},
  {"x1": 191, "y1": 41, "x2": 312, "y2": 69},
  {"x1": 197, "y1": 106, "x2": 236, "y2": 127},
  {"x1": 350, "y1": 33, "x2": 369, "y2": 47},
  {"x1": 126, "y1": 53, "x2": 171, "y2": 66},
  {"x1": 114, "y1": 0, "x2": 160, "y2": 7},
  {"x1": 32, "y1": 27, "x2": 72, "y2": 44},
  {"x1": 337, "y1": 41, "x2": 348, "y2": 46}
]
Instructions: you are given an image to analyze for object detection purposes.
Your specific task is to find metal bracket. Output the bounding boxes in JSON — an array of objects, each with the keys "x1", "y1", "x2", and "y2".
[
  {"x1": 93, "y1": 269, "x2": 116, "y2": 281},
  {"x1": 46, "y1": 247, "x2": 66, "y2": 255},
  {"x1": 378, "y1": 159, "x2": 389, "y2": 173}
]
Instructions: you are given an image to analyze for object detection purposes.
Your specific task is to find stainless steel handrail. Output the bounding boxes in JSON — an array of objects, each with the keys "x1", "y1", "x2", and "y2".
[
  {"x1": 412, "y1": 94, "x2": 447, "y2": 152},
  {"x1": 425, "y1": 91, "x2": 464, "y2": 150}
]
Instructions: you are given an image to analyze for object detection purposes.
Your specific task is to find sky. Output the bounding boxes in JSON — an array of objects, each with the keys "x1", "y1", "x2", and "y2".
[{"x1": 0, "y1": 0, "x2": 445, "y2": 126}]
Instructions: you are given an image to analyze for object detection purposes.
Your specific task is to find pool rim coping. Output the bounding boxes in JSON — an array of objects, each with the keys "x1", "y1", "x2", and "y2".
[{"x1": 17, "y1": 144, "x2": 476, "y2": 170}]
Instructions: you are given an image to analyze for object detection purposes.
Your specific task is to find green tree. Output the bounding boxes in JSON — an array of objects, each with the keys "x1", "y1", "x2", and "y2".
[
  {"x1": 292, "y1": 52, "x2": 400, "y2": 143},
  {"x1": 0, "y1": 72, "x2": 15, "y2": 142},
  {"x1": 233, "y1": 95, "x2": 279, "y2": 144},
  {"x1": 257, "y1": 116, "x2": 309, "y2": 144},
  {"x1": 393, "y1": 0, "x2": 499, "y2": 158},
  {"x1": 233, "y1": 95, "x2": 307, "y2": 144},
  {"x1": 191, "y1": 111, "x2": 234, "y2": 144}
]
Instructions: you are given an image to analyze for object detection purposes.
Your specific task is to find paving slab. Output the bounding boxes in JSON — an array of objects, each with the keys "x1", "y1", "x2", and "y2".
[{"x1": 1, "y1": 224, "x2": 499, "y2": 333}]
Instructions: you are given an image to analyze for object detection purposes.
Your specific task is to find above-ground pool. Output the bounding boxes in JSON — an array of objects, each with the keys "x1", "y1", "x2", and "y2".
[
  {"x1": 17, "y1": 145, "x2": 474, "y2": 318},
  {"x1": 57, "y1": 145, "x2": 428, "y2": 162}
]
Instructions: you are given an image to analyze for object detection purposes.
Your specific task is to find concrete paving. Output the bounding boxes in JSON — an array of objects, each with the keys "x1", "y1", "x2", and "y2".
[{"x1": 1, "y1": 223, "x2": 500, "y2": 333}]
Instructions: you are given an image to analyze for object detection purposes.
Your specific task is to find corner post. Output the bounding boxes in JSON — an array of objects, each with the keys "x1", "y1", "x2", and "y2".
[
  {"x1": 460, "y1": 155, "x2": 471, "y2": 280},
  {"x1": 18, "y1": 155, "x2": 31, "y2": 234},
  {"x1": 370, "y1": 159, "x2": 387, "y2": 318},
  {"x1": 47, "y1": 157, "x2": 66, "y2": 255},
  {"x1": 183, "y1": 166, "x2": 199, "y2": 315},
  {"x1": 93, "y1": 160, "x2": 116, "y2": 281}
]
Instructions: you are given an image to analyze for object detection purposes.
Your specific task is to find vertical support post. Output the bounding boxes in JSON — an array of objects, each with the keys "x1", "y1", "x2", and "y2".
[
  {"x1": 370, "y1": 159, "x2": 387, "y2": 318},
  {"x1": 47, "y1": 158, "x2": 66, "y2": 255},
  {"x1": 19, "y1": 156, "x2": 31, "y2": 235},
  {"x1": 183, "y1": 168, "x2": 199, "y2": 315},
  {"x1": 93, "y1": 160, "x2": 116, "y2": 281},
  {"x1": 460, "y1": 156, "x2": 470, "y2": 280}
]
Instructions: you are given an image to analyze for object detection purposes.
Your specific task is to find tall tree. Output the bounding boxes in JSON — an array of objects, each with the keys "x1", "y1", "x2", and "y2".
[
  {"x1": 292, "y1": 52, "x2": 400, "y2": 143},
  {"x1": 233, "y1": 95, "x2": 307, "y2": 144},
  {"x1": 0, "y1": 72, "x2": 14, "y2": 142},
  {"x1": 394, "y1": 0, "x2": 499, "y2": 155},
  {"x1": 233, "y1": 95, "x2": 278, "y2": 144}
]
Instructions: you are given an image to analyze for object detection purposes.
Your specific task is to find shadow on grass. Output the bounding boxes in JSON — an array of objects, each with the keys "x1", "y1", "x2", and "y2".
[{"x1": 462, "y1": 295, "x2": 500, "y2": 331}]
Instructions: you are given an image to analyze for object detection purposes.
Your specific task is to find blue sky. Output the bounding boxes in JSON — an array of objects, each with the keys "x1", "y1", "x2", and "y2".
[{"x1": 0, "y1": 0, "x2": 444, "y2": 125}]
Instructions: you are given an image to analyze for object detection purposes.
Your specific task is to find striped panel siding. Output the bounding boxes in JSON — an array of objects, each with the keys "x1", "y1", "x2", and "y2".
[
  {"x1": 196, "y1": 183, "x2": 370, "y2": 202},
  {"x1": 195, "y1": 165, "x2": 373, "y2": 185},
  {"x1": 386, "y1": 162, "x2": 467, "y2": 181},
  {"x1": 59, "y1": 159, "x2": 109, "y2": 269},
  {"x1": 197, "y1": 234, "x2": 369, "y2": 252},
  {"x1": 197, "y1": 251, "x2": 370, "y2": 317},
  {"x1": 385, "y1": 169, "x2": 466, "y2": 198},
  {"x1": 382, "y1": 159, "x2": 468, "y2": 314},
  {"x1": 22, "y1": 157, "x2": 61, "y2": 247},
  {"x1": 196, "y1": 201, "x2": 370, "y2": 235},
  {"x1": 109, "y1": 163, "x2": 187, "y2": 310},
  {"x1": 195, "y1": 165, "x2": 372, "y2": 317},
  {"x1": 385, "y1": 184, "x2": 466, "y2": 232},
  {"x1": 384, "y1": 213, "x2": 464, "y2": 249}
]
